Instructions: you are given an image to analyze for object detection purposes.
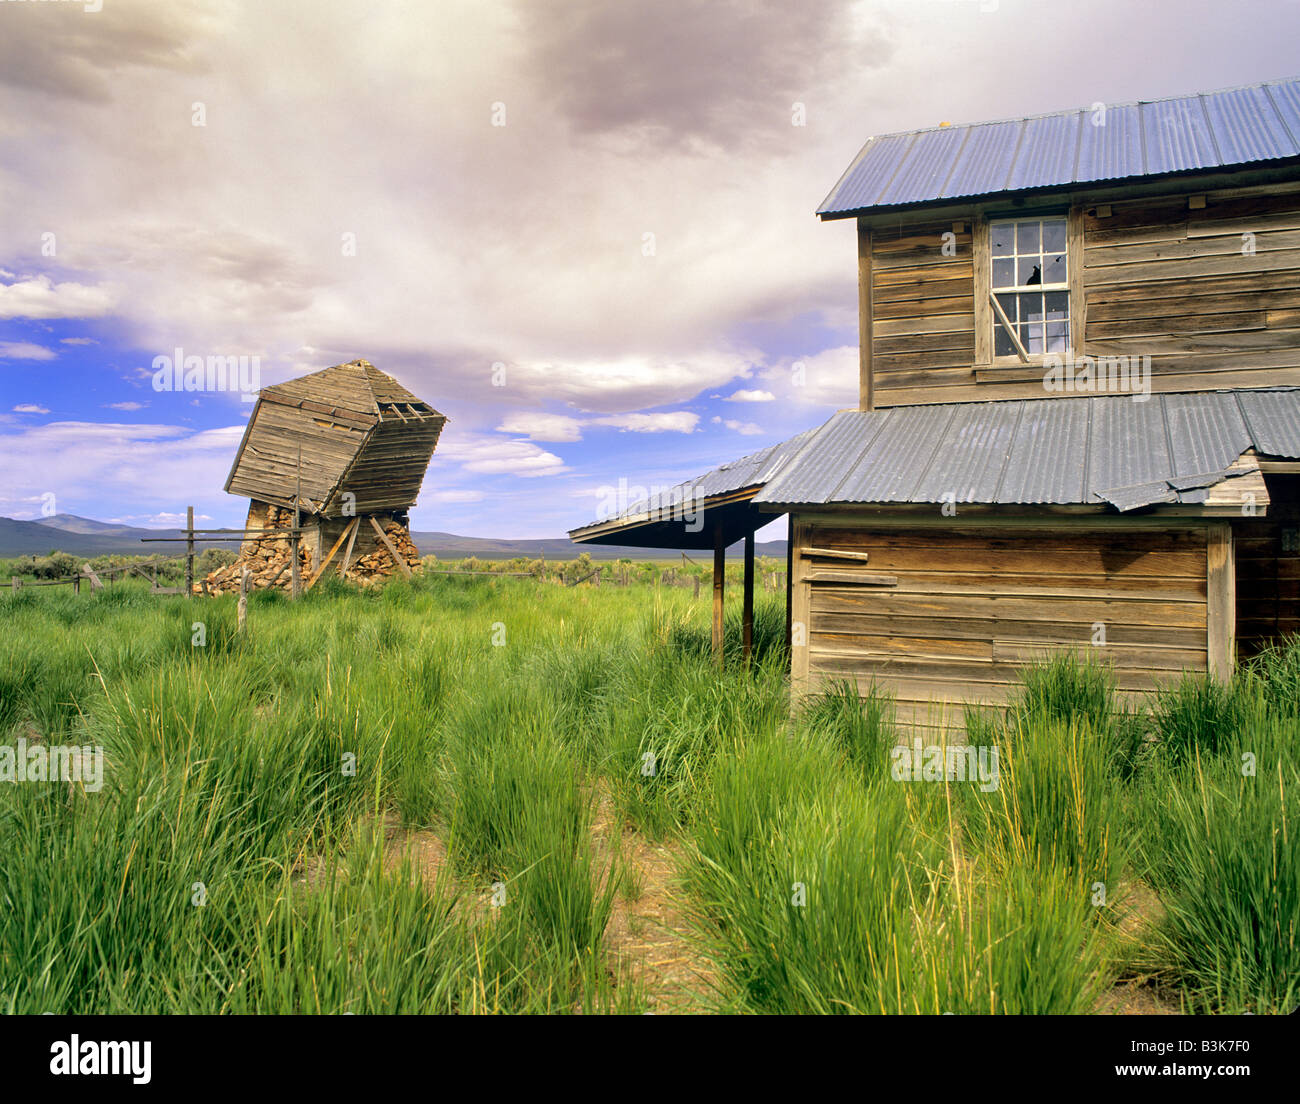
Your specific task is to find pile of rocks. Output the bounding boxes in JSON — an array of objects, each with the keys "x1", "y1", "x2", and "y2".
[
  {"x1": 199, "y1": 514, "x2": 421, "y2": 594},
  {"x1": 348, "y1": 521, "x2": 422, "y2": 585}
]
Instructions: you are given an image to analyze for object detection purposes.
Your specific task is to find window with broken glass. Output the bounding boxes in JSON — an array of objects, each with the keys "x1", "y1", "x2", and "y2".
[{"x1": 990, "y1": 217, "x2": 1069, "y2": 358}]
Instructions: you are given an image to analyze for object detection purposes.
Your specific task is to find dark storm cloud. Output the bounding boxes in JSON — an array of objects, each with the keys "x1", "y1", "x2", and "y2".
[{"x1": 515, "y1": 0, "x2": 892, "y2": 152}]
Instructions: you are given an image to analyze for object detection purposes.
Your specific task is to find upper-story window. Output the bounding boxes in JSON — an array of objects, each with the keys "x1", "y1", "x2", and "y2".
[{"x1": 990, "y1": 216, "x2": 1068, "y2": 357}]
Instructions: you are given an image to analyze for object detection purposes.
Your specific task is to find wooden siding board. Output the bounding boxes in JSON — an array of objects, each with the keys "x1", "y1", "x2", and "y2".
[
  {"x1": 864, "y1": 183, "x2": 1300, "y2": 407},
  {"x1": 794, "y1": 520, "x2": 1212, "y2": 721}
]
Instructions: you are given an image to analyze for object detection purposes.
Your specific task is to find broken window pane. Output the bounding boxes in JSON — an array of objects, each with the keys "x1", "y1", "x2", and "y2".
[{"x1": 1042, "y1": 219, "x2": 1067, "y2": 253}]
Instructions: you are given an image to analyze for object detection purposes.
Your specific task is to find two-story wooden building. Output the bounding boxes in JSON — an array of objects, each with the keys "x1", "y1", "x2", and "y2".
[{"x1": 572, "y1": 78, "x2": 1300, "y2": 723}]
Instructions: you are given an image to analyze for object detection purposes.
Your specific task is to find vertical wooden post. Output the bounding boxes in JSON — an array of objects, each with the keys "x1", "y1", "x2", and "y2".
[
  {"x1": 742, "y1": 530, "x2": 755, "y2": 667},
  {"x1": 784, "y1": 513, "x2": 794, "y2": 667},
  {"x1": 291, "y1": 446, "x2": 303, "y2": 599},
  {"x1": 339, "y1": 515, "x2": 360, "y2": 580},
  {"x1": 857, "y1": 219, "x2": 874, "y2": 412},
  {"x1": 1207, "y1": 522, "x2": 1236, "y2": 680},
  {"x1": 73, "y1": 575, "x2": 80, "y2": 596},
  {"x1": 10, "y1": 576, "x2": 17, "y2": 594},
  {"x1": 237, "y1": 568, "x2": 249, "y2": 634},
  {"x1": 185, "y1": 505, "x2": 195, "y2": 597},
  {"x1": 712, "y1": 521, "x2": 725, "y2": 669},
  {"x1": 790, "y1": 519, "x2": 811, "y2": 697}
]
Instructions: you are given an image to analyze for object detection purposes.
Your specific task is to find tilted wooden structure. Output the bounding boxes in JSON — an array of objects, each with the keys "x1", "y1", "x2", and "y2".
[
  {"x1": 224, "y1": 359, "x2": 445, "y2": 584},
  {"x1": 572, "y1": 76, "x2": 1300, "y2": 725}
]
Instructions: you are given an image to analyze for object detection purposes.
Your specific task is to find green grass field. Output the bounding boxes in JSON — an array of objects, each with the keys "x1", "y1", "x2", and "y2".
[{"x1": 1, "y1": 571, "x2": 1295, "y2": 1014}]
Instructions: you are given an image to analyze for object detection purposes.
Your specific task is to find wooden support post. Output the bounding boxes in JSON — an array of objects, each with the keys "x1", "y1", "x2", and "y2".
[
  {"x1": 73, "y1": 576, "x2": 80, "y2": 596},
  {"x1": 10, "y1": 576, "x2": 17, "y2": 594},
  {"x1": 290, "y1": 527, "x2": 302, "y2": 599},
  {"x1": 80, "y1": 564, "x2": 103, "y2": 591},
  {"x1": 790, "y1": 519, "x2": 811, "y2": 697},
  {"x1": 784, "y1": 513, "x2": 793, "y2": 666},
  {"x1": 857, "y1": 220, "x2": 874, "y2": 412},
  {"x1": 291, "y1": 446, "x2": 303, "y2": 600},
  {"x1": 304, "y1": 517, "x2": 358, "y2": 591},
  {"x1": 185, "y1": 505, "x2": 195, "y2": 597},
  {"x1": 742, "y1": 530, "x2": 755, "y2": 667},
  {"x1": 1207, "y1": 522, "x2": 1236, "y2": 680},
  {"x1": 339, "y1": 516, "x2": 360, "y2": 580},
  {"x1": 237, "y1": 568, "x2": 249, "y2": 634},
  {"x1": 712, "y1": 521, "x2": 725, "y2": 669}
]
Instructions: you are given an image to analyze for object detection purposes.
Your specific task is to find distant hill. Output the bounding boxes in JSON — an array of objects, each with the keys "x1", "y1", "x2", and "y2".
[
  {"x1": 0, "y1": 516, "x2": 230, "y2": 557},
  {"x1": 33, "y1": 513, "x2": 145, "y2": 536},
  {"x1": 407, "y1": 531, "x2": 788, "y2": 562},
  {"x1": 0, "y1": 515, "x2": 787, "y2": 561}
]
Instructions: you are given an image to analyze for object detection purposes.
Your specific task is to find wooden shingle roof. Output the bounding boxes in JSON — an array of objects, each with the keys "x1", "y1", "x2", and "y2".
[{"x1": 224, "y1": 359, "x2": 446, "y2": 516}]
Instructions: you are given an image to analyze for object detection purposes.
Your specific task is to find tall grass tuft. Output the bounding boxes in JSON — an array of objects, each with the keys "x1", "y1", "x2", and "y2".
[{"x1": 1150, "y1": 673, "x2": 1247, "y2": 766}]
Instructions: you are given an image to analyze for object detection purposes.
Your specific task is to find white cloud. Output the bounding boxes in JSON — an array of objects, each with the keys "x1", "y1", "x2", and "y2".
[
  {"x1": 592, "y1": 411, "x2": 698, "y2": 434},
  {"x1": 0, "y1": 341, "x2": 57, "y2": 360},
  {"x1": 724, "y1": 389, "x2": 775, "y2": 403},
  {"x1": 712, "y1": 416, "x2": 763, "y2": 435},
  {"x1": 769, "y1": 346, "x2": 859, "y2": 409},
  {"x1": 105, "y1": 401, "x2": 146, "y2": 411},
  {"x1": 0, "y1": 421, "x2": 245, "y2": 519},
  {"x1": 130, "y1": 512, "x2": 215, "y2": 527},
  {"x1": 495, "y1": 411, "x2": 584, "y2": 442},
  {"x1": 434, "y1": 433, "x2": 568, "y2": 478},
  {"x1": 61, "y1": 337, "x2": 97, "y2": 346},
  {"x1": 0, "y1": 276, "x2": 116, "y2": 321},
  {"x1": 12, "y1": 403, "x2": 49, "y2": 413},
  {"x1": 424, "y1": 489, "x2": 486, "y2": 504}
]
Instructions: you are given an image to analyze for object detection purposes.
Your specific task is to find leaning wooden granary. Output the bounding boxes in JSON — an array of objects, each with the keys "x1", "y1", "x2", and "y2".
[
  {"x1": 223, "y1": 359, "x2": 445, "y2": 584},
  {"x1": 571, "y1": 76, "x2": 1300, "y2": 725}
]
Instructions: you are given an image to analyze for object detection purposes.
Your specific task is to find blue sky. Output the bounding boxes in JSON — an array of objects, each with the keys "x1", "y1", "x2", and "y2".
[{"x1": 2, "y1": 0, "x2": 1297, "y2": 539}]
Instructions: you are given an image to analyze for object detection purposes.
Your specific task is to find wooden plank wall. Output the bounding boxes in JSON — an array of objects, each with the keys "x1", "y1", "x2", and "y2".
[
  {"x1": 867, "y1": 181, "x2": 1300, "y2": 407},
  {"x1": 1082, "y1": 188, "x2": 1300, "y2": 390},
  {"x1": 338, "y1": 418, "x2": 444, "y2": 515},
  {"x1": 869, "y1": 218, "x2": 975, "y2": 401},
  {"x1": 795, "y1": 519, "x2": 1210, "y2": 726},
  {"x1": 1236, "y1": 473, "x2": 1300, "y2": 658},
  {"x1": 227, "y1": 402, "x2": 365, "y2": 507}
]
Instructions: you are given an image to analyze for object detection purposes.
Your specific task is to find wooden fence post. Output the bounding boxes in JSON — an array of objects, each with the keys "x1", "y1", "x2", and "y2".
[
  {"x1": 237, "y1": 568, "x2": 249, "y2": 634},
  {"x1": 11, "y1": 576, "x2": 19, "y2": 594},
  {"x1": 712, "y1": 522, "x2": 725, "y2": 669},
  {"x1": 185, "y1": 505, "x2": 195, "y2": 597},
  {"x1": 742, "y1": 530, "x2": 755, "y2": 667}
]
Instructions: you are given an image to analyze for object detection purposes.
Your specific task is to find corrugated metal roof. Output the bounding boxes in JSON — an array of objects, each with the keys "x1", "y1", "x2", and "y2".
[
  {"x1": 572, "y1": 389, "x2": 1300, "y2": 541},
  {"x1": 754, "y1": 389, "x2": 1300, "y2": 511},
  {"x1": 635, "y1": 427, "x2": 818, "y2": 515},
  {"x1": 819, "y1": 77, "x2": 1300, "y2": 217}
]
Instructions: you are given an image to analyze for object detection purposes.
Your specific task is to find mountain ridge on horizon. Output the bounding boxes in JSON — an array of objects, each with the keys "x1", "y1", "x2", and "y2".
[{"x1": 0, "y1": 514, "x2": 788, "y2": 561}]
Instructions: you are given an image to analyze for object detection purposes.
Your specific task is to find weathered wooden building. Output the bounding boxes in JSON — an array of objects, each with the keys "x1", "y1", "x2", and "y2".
[
  {"x1": 224, "y1": 359, "x2": 445, "y2": 584},
  {"x1": 572, "y1": 77, "x2": 1300, "y2": 723}
]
